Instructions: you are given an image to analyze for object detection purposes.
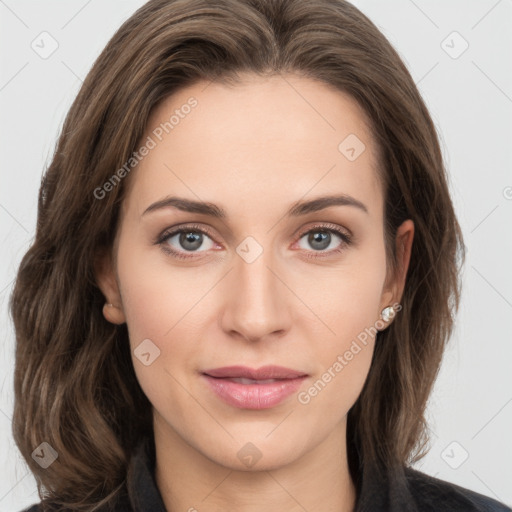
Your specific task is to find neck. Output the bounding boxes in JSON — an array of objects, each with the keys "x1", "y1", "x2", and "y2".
[{"x1": 153, "y1": 413, "x2": 357, "y2": 512}]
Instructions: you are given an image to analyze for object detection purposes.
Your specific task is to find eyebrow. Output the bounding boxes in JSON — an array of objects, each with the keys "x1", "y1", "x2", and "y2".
[{"x1": 142, "y1": 194, "x2": 368, "y2": 218}]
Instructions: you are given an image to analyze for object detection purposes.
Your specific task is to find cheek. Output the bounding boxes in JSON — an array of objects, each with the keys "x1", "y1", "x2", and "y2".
[
  {"x1": 296, "y1": 290, "x2": 381, "y2": 423},
  {"x1": 115, "y1": 237, "x2": 211, "y2": 402},
  {"x1": 299, "y1": 245, "x2": 387, "y2": 410},
  {"x1": 310, "y1": 245, "x2": 387, "y2": 347},
  {"x1": 116, "y1": 235, "x2": 204, "y2": 343}
]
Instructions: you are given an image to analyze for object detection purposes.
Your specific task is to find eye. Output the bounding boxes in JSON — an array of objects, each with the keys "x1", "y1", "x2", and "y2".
[
  {"x1": 156, "y1": 224, "x2": 217, "y2": 260},
  {"x1": 295, "y1": 223, "x2": 352, "y2": 258},
  {"x1": 156, "y1": 222, "x2": 353, "y2": 260}
]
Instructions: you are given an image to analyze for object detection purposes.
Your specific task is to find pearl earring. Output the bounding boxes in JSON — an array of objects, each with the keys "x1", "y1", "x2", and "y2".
[{"x1": 381, "y1": 305, "x2": 396, "y2": 322}]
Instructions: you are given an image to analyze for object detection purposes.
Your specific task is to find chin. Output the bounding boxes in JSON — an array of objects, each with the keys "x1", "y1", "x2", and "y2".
[{"x1": 198, "y1": 426, "x2": 311, "y2": 472}]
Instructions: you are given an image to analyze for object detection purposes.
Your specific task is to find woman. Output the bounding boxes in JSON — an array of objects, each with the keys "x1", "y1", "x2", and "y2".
[{"x1": 10, "y1": 0, "x2": 511, "y2": 511}]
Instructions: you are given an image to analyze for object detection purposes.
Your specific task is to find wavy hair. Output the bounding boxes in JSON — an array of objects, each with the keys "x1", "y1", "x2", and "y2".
[{"x1": 10, "y1": 0, "x2": 465, "y2": 509}]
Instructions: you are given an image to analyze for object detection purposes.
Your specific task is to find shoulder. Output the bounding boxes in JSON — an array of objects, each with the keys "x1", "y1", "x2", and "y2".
[{"x1": 404, "y1": 467, "x2": 512, "y2": 511}]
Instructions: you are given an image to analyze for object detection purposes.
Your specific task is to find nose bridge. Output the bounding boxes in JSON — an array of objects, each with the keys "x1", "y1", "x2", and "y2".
[
  {"x1": 220, "y1": 235, "x2": 290, "y2": 341},
  {"x1": 237, "y1": 241, "x2": 275, "y2": 299}
]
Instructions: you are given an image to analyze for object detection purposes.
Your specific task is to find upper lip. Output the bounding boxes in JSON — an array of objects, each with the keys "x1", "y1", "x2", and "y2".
[{"x1": 203, "y1": 365, "x2": 308, "y2": 380}]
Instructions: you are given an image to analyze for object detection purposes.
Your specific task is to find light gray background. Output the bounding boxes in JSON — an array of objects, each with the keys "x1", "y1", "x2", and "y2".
[{"x1": 1, "y1": 0, "x2": 511, "y2": 510}]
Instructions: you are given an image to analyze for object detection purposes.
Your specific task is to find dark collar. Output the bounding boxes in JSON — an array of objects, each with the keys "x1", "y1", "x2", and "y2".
[
  {"x1": 126, "y1": 435, "x2": 167, "y2": 512},
  {"x1": 355, "y1": 463, "x2": 417, "y2": 512}
]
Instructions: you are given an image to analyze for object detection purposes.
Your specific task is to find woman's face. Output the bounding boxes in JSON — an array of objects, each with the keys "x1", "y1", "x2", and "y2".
[{"x1": 98, "y1": 73, "x2": 413, "y2": 470}]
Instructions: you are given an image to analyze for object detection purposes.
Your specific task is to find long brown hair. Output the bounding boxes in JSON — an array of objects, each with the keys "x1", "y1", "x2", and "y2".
[{"x1": 10, "y1": 0, "x2": 465, "y2": 509}]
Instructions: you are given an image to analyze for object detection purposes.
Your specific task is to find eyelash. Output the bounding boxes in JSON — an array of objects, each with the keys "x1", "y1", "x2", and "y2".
[{"x1": 155, "y1": 222, "x2": 353, "y2": 260}]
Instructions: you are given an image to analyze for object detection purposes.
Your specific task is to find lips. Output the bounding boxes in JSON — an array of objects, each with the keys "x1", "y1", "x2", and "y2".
[
  {"x1": 201, "y1": 365, "x2": 308, "y2": 409},
  {"x1": 203, "y1": 365, "x2": 307, "y2": 380}
]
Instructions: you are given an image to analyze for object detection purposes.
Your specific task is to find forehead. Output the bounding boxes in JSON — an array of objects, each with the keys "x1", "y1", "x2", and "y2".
[{"x1": 122, "y1": 73, "x2": 383, "y2": 220}]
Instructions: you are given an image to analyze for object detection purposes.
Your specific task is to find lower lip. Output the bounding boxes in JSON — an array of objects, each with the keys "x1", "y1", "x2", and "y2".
[{"x1": 202, "y1": 374, "x2": 307, "y2": 409}]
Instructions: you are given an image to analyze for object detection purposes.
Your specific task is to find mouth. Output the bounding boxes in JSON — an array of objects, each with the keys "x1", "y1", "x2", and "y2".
[{"x1": 201, "y1": 365, "x2": 308, "y2": 410}]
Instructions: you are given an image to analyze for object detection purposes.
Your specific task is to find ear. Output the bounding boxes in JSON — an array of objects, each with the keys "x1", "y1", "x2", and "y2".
[
  {"x1": 378, "y1": 219, "x2": 414, "y2": 327},
  {"x1": 94, "y1": 247, "x2": 126, "y2": 325}
]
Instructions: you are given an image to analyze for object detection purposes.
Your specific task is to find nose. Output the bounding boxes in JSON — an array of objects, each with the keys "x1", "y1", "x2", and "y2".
[{"x1": 219, "y1": 243, "x2": 292, "y2": 344}]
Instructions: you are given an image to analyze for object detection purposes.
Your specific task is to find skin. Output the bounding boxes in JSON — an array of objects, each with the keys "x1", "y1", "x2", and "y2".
[{"x1": 96, "y1": 73, "x2": 414, "y2": 512}]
